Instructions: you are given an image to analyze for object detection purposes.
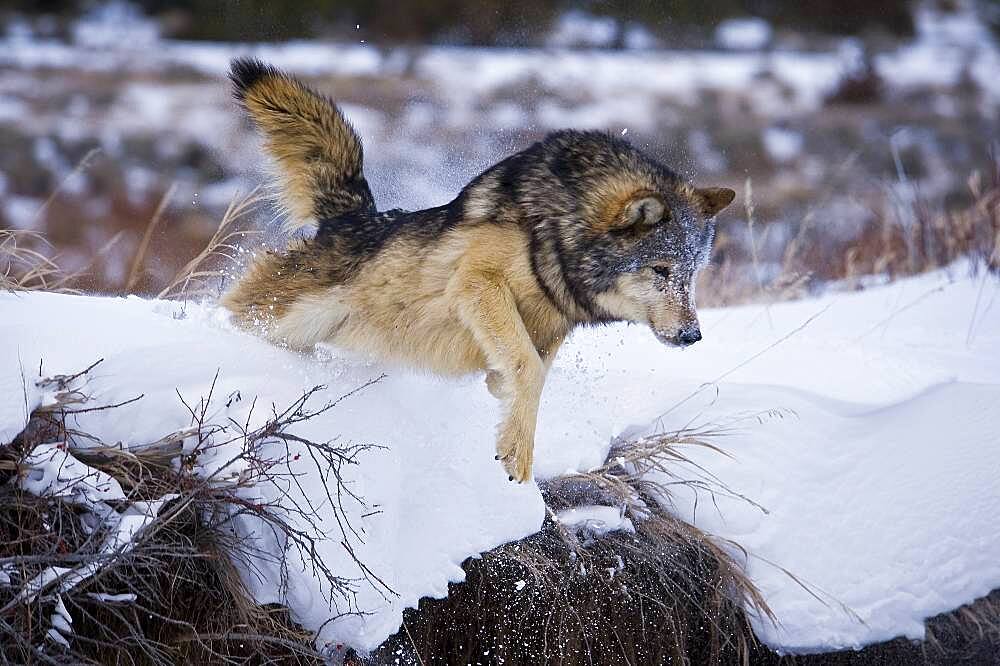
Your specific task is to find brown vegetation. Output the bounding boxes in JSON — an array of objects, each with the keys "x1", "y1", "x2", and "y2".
[
  {"x1": 0, "y1": 364, "x2": 376, "y2": 665},
  {"x1": 366, "y1": 430, "x2": 772, "y2": 666},
  {"x1": 700, "y1": 160, "x2": 1000, "y2": 308}
]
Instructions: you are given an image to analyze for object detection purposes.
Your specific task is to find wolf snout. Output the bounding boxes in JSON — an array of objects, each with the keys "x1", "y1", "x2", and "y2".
[
  {"x1": 653, "y1": 325, "x2": 702, "y2": 347},
  {"x1": 675, "y1": 327, "x2": 702, "y2": 347}
]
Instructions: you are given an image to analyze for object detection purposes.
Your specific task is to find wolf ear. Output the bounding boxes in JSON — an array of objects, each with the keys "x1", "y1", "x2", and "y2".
[
  {"x1": 621, "y1": 196, "x2": 665, "y2": 228},
  {"x1": 695, "y1": 187, "x2": 735, "y2": 217}
]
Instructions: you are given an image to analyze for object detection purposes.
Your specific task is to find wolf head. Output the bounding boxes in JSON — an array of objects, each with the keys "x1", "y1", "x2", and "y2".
[
  {"x1": 586, "y1": 181, "x2": 733, "y2": 347},
  {"x1": 515, "y1": 131, "x2": 733, "y2": 348},
  {"x1": 462, "y1": 130, "x2": 733, "y2": 347}
]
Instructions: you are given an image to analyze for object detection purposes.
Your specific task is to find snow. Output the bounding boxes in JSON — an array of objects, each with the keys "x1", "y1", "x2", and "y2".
[
  {"x1": 19, "y1": 441, "x2": 126, "y2": 504},
  {"x1": 537, "y1": 266, "x2": 1000, "y2": 651},
  {"x1": 0, "y1": 94, "x2": 28, "y2": 122},
  {"x1": 555, "y1": 505, "x2": 635, "y2": 537},
  {"x1": 86, "y1": 592, "x2": 136, "y2": 603},
  {"x1": 623, "y1": 25, "x2": 658, "y2": 51},
  {"x1": 762, "y1": 126, "x2": 804, "y2": 163},
  {"x1": 1, "y1": 22, "x2": 996, "y2": 127},
  {"x1": 46, "y1": 627, "x2": 70, "y2": 649},
  {"x1": 49, "y1": 595, "x2": 73, "y2": 646},
  {"x1": 668, "y1": 380, "x2": 1000, "y2": 651},
  {"x1": 715, "y1": 18, "x2": 773, "y2": 51},
  {"x1": 2, "y1": 265, "x2": 999, "y2": 654},
  {"x1": 16, "y1": 494, "x2": 178, "y2": 604},
  {"x1": 0, "y1": 291, "x2": 544, "y2": 654},
  {"x1": 71, "y1": 1, "x2": 159, "y2": 49},
  {"x1": 2, "y1": 195, "x2": 42, "y2": 230},
  {"x1": 546, "y1": 11, "x2": 618, "y2": 49},
  {"x1": 913, "y1": 1, "x2": 995, "y2": 47}
]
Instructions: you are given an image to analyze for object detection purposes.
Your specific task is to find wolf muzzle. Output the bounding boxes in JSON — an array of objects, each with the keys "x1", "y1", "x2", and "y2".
[
  {"x1": 656, "y1": 325, "x2": 702, "y2": 348},
  {"x1": 675, "y1": 327, "x2": 702, "y2": 347}
]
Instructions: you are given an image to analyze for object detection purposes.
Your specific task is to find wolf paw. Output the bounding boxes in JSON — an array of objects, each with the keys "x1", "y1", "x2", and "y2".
[
  {"x1": 495, "y1": 428, "x2": 533, "y2": 483},
  {"x1": 496, "y1": 453, "x2": 533, "y2": 483}
]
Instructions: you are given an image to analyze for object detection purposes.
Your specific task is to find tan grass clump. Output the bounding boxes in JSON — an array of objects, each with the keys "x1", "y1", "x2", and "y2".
[
  {"x1": 0, "y1": 362, "x2": 384, "y2": 665},
  {"x1": 367, "y1": 431, "x2": 775, "y2": 666},
  {"x1": 0, "y1": 229, "x2": 69, "y2": 293},
  {"x1": 155, "y1": 187, "x2": 264, "y2": 301}
]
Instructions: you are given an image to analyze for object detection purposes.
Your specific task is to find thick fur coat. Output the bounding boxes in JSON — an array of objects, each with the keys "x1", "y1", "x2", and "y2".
[{"x1": 222, "y1": 58, "x2": 735, "y2": 482}]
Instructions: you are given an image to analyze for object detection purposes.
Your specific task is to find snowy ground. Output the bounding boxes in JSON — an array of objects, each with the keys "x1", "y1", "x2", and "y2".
[{"x1": 2, "y1": 264, "x2": 999, "y2": 655}]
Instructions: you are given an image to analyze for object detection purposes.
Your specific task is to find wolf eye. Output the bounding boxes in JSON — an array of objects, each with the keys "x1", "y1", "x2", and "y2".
[{"x1": 652, "y1": 266, "x2": 670, "y2": 280}]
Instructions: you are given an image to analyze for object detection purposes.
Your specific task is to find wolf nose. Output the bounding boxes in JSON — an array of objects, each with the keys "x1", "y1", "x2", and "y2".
[{"x1": 677, "y1": 329, "x2": 702, "y2": 346}]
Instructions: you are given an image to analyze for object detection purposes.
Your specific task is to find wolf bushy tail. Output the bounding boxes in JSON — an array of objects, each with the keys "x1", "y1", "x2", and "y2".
[{"x1": 229, "y1": 57, "x2": 374, "y2": 229}]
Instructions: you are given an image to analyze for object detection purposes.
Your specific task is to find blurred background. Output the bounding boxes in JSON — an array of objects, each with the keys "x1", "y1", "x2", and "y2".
[{"x1": 1, "y1": 0, "x2": 997, "y2": 301}]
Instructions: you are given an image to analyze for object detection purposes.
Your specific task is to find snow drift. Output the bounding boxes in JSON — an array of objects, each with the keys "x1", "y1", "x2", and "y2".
[{"x1": 2, "y1": 264, "x2": 999, "y2": 654}]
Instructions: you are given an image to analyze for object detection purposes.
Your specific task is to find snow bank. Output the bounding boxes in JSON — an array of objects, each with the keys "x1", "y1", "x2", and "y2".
[
  {"x1": 537, "y1": 266, "x2": 1000, "y2": 651},
  {"x1": 1, "y1": 293, "x2": 544, "y2": 653},
  {"x1": 2, "y1": 265, "x2": 999, "y2": 653}
]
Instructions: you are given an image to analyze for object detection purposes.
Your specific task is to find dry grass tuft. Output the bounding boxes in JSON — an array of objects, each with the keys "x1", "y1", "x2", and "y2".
[
  {"x1": 703, "y1": 161, "x2": 1000, "y2": 309},
  {"x1": 126, "y1": 183, "x2": 178, "y2": 294},
  {"x1": 365, "y1": 430, "x2": 774, "y2": 666},
  {"x1": 156, "y1": 188, "x2": 264, "y2": 301},
  {"x1": 0, "y1": 362, "x2": 383, "y2": 665},
  {"x1": 0, "y1": 230, "x2": 69, "y2": 293},
  {"x1": 834, "y1": 170, "x2": 1000, "y2": 286},
  {"x1": 1, "y1": 181, "x2": 264, "y2": 300}
]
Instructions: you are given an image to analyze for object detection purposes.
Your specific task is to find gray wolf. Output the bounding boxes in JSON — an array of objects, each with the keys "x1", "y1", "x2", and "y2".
[{"x1": 222, "y1": 58, "x2": 734, "y2": 482}]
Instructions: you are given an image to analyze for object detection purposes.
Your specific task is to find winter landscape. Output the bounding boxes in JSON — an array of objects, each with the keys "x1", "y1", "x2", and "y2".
[{"x1": 2, "y1": 1, "x2": 999, "y2": 664}]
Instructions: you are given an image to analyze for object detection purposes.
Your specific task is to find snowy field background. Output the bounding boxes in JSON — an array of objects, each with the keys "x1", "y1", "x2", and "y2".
[
  {"x1": 3, "y1": 264, "x2": 998, "y2": 654},
  {"x1": 0, "y1": 1, "x2": 997, "y2": 298}
]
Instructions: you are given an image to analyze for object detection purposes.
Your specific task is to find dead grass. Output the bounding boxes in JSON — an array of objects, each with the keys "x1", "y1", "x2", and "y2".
[
  {"x1": 0, "y1": 185, "x2": 262, "y2": 302},
  {"x1": 839, "y1": 168, "x2": 1000, "y2": 282},
  {"x1": 364, "y1": 430, "x2": 775, "y2": 666},
  {"x1": 126, "y1": 183, "x2": 177, "y2": 294},
  {"x1": 368, "y1": 511, "x2": 760, "y2": 665},
  {"x1": 0, "y1": 362, "x2": 383, "y2": 665},
  {"x1": 0, "y1": 229, "x2": 66, "y2": 292},
  {"x1": 155, "y1": 187, "x2": 263, "y2": 301},
  {"x1": 702, "y1": 160, "x2": 1000, "y2": 308}
]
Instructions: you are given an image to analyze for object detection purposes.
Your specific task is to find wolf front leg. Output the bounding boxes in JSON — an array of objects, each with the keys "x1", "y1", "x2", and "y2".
[
  {"x1": 451, "y1": 269, "x2": 545, "y2": 483},
  {"x1": 485, "y1": 334, "x2": 564, "y2": 399}
]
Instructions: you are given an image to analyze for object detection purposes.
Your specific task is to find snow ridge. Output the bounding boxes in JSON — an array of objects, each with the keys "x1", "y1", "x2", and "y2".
[{"x1": 2, "y1": 266, "x2": 999, "y2": 652}]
